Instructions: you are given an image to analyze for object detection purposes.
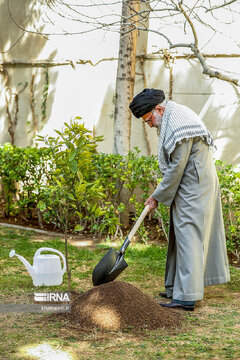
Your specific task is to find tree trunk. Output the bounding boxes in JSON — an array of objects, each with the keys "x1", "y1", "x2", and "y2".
[
  {"x1": 114, "y1": 1, "x2": 140, "y2": 227},
  {"x1": 64, "y1": 233, "x2": 71, "y2": 292},
  {"x1": 131, "y1": 0, "x2": 150, "y2": 155},
  {"x1": 114, "y1": 0, "x2": 139, "y2": 155}
]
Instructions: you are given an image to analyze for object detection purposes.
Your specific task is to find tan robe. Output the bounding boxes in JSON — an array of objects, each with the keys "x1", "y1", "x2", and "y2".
[{"x1": 152, "y1": 137, "x2": 230, "y2": 301}]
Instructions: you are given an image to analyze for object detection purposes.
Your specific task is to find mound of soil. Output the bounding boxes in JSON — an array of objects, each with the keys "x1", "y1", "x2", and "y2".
[{"x1": 66, "y1": 281, "x2": 183, "y2": 331}]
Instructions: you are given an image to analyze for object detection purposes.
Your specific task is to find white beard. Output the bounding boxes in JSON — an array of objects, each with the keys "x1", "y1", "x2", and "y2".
[
  {"x1": 154, "y1": 113, "x2": 163, "y2": 137},
  {"x1": 156, "y1": 116, "x2": 162, "y2": 137}
]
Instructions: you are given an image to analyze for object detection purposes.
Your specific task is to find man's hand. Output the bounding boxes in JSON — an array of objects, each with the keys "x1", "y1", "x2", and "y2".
[{"x1": 144, "y1": 196, "x2": 158, "y2": 213}]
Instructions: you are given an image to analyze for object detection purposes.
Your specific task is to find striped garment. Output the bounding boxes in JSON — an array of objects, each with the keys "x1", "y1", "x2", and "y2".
[{"x1": 158, "y1": 100, "x2": 214, "y2": 174}]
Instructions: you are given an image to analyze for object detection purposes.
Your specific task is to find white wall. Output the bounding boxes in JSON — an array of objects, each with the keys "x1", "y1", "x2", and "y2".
[{"x1": 0, "y1": 0, "x2": 239, "y2": 164}]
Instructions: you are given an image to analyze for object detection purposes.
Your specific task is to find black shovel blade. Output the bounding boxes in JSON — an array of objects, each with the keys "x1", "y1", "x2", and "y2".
[{"x1": 92, "y1": 247, "x2": 128, "y2": 286}]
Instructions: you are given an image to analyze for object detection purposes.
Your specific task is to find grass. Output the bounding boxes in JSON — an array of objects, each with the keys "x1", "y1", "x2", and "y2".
[{"x1": 0, "y1": 226, "x2": 239, "y2": 360}]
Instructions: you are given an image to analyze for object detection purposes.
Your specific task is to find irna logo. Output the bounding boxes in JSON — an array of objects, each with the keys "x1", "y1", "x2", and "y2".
[{"x1": 34, "y1": 292, "x2": 71, "y2": 302}]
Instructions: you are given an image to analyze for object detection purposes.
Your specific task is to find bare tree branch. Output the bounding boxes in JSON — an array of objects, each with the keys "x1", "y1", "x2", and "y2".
[
  {"x1": 178, "y1": 1, "x2": 198, "y2": 47},
  {"x1": 129, "y1": 25, "x2": 173, "y2": 45},
  {"x1": 0, "y1": 32, "x2": 25, "y2": 54},
  {"x1": 206, "y1": 0, "x2": 238, "y2": 12},
  {"x1": 7, "y1": 0, "x2": 122, "y2": 36},
  {"x1": 189, "y1": 43, "x2": 239, "y2": 85},
  {"x1": 5, "y1": 0, "x2": 240, "y2": 88}
]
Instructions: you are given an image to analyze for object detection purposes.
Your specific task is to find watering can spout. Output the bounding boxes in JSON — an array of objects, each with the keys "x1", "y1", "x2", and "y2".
[{"x1": 9, "y1": 249, "x2": 36, "y2": 280}]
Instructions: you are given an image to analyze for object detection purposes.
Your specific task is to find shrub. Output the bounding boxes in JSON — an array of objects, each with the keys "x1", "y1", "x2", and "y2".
[
  {"x1": 35, "y1": 118, "x2": 112, "y2": 235},
  {"x1": 0, "y1": 143, "x2": 50, "y2": 218},
  {"x1": 215, "y1": 160, "x2": 240, "y2": 261},
  {"x1": 0, "y1": 132, "x2": 239, "y2": 262},
  {"x1": 93, "y1": 149, "x2": 168, "y2": 240}
]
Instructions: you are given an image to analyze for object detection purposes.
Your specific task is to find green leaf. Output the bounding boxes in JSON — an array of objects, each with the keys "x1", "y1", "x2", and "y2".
[
  {"x1": 37, "y1": 201, "x2": 46, "y2": 212},
  {"x1": 90, "y1": 203, "x2": 97, "y2": 213},
  {"x1": 69, "y1": 149, "x2": 77, "y2": 162},
  {"x1": 76, "y1": 211, "x2": 83, "y2": 218},
  {"x1": 74, "y1": 225, "x2": 84, "y2": 232},
  {"x1": 70, "y1": 160, "x2": 77, "y2": 173},
  {"x1": 54, "y1": 130, "x2": 62, "y2": 136},
  {"x1": 76, "y1": 183, "x2": 87, "y2": 194},
  {"x1": 68, "y1": 193, "x2": 76, "y2": 201},
  {"x1": 94, "y1": 206, "x2": 106, "y2": 217}
]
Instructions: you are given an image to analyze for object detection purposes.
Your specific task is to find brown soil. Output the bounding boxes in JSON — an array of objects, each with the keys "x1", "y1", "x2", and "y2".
[{"x1": 62, "y1": 281, "x2": 183, "y2": 332}]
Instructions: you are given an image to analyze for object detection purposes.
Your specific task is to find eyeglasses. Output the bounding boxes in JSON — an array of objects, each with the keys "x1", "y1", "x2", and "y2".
[{"x1": 144, "y1": 110, "x2": 154, "y2": 124}]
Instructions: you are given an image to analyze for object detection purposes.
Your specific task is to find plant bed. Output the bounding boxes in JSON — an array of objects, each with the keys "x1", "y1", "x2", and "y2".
[{"x1": 0, "y1": 213, "x2": 166, "y2": 243}]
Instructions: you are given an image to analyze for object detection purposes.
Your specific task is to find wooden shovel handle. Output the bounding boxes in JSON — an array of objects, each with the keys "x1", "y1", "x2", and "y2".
[{"x1": 128, "y1": 205, "x2": 149, "y2": 241}]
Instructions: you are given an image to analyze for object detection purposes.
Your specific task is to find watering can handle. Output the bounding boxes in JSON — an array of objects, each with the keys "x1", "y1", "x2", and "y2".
[
  {"x1": 34, "y1": 247, "x2": 67, "y2": 275},
  {"x1": 128, "y1": 205, "x2": 149, "y2": 242}
]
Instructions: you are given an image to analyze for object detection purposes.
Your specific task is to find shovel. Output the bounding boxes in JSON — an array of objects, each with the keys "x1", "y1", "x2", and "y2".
[{"x1": 92, "y1": 205, "x2": 149, "y2": 286}]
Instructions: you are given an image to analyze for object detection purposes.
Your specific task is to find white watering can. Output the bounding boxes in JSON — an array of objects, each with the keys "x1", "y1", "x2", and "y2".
[{"x1": 9, "y1": 247, "x2": 66, "y2": 286}]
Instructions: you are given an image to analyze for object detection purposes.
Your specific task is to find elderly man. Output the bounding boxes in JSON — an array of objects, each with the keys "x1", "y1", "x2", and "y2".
[{"x1": 129, "y1": 88, "x2": 230, "y2": 311}]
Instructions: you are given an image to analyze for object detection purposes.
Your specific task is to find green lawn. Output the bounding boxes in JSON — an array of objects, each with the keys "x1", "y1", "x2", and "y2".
[{"x1": 0, "y1": 226, "x2": 239, "y2": 360}]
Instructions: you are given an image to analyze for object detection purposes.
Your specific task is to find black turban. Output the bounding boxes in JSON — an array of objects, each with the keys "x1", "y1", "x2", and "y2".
[{"x1": 129, "y1": 88, "x2": 165, "y2": 118}]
